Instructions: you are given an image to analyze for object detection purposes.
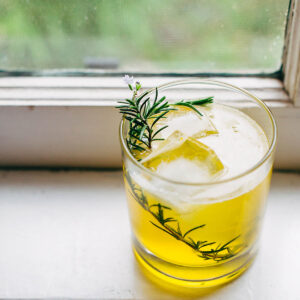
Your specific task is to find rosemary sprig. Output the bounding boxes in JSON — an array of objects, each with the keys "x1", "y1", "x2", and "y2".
[
  {"x1": 173, "y1": 96, "x2": 214, "y2": 117},
  {"x1": 117, "y1": 77, "x2": 213, "y2": 153},
  {"x1": 125, "y1": 171, "x2": 239, "y2": 262}
]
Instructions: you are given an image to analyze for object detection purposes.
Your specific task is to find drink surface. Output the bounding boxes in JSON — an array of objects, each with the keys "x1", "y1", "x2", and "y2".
[
  {"x1": 141, "y1": 103, "x2": 269, "y2": 183},
  {"x1": 123, "y1": 102, "x2": 272, "y2": 284}
]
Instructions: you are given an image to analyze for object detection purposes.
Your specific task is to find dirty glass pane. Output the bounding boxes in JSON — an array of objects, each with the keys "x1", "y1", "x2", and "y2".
[{"x1": 0, "y1": 0, "x2": 289, "y2": 72}]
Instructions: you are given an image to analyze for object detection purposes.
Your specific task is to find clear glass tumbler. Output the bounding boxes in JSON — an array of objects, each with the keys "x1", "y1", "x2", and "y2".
[{"x1": 119, "y1": 79, "x2": 277, "y2": 287}]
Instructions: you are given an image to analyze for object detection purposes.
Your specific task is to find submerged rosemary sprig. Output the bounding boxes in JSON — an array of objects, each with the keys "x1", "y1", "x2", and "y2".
[
  {"x1": 117, "y1": 76, "x2": 213, "y2": 153},
  {"x1": 125, "y1": 171, "x2": 239, "y2": 262}
]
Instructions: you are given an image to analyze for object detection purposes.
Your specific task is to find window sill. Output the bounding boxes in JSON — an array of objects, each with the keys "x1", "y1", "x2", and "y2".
[
  {"x1": 0, "y1": 169, "x2": 298, "y2": 299},
  {"x1": 0, "y1": 76, "x2": 290, "y2": 106},
  {"x1": 0, "y1": 76, "x2": 299, "y2": 169}
]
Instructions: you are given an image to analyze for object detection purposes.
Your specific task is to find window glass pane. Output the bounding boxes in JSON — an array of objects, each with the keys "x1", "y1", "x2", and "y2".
[{"x1": 0, "y1": 0, "x2": 289, "y2": 72}]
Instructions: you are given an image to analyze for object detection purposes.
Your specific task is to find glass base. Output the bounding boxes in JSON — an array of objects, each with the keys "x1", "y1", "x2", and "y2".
[{"x1": 133, "y1": 238, "x2": 257, "y2": 288}]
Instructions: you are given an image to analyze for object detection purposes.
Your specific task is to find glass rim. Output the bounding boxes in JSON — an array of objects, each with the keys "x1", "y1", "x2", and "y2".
[{"x1": 119, "y1": 78, "x2": 277, "y2": 186}]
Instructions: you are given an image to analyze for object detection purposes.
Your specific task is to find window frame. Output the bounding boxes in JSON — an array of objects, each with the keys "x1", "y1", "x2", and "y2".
[
  {"x1": 0, "y1": 0, "x2": 299, "y2": 170},
  {"x1": 283, "y1": 0, "x2": 300, "y2": 106}
]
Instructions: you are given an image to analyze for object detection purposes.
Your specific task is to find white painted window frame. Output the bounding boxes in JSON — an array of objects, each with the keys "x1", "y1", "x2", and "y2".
[
  {"x1": 283, "y1": 0, "x2": 300, "y2": 106},
  {"x1": 0, "y1": 0, "x2": 299, "y2": 170}
]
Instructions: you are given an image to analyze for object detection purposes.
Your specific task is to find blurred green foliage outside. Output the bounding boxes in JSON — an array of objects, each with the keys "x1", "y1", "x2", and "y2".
[{"x1": 0, "y1": 0, "x2": 289, "y2": 72}]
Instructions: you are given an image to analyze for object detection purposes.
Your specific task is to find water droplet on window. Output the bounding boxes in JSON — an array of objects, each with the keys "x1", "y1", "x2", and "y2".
[{"x1": 232, "y1": 126, "x2": 238, "y2": 133}]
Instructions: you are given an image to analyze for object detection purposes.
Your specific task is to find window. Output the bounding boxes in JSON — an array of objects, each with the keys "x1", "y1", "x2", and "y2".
[
  {"x1": 0, "y1": 0, "x2": 299, "y2": 170},
  {"x1": 0, "y1": 0, "x2": 289, "y2": 73}
]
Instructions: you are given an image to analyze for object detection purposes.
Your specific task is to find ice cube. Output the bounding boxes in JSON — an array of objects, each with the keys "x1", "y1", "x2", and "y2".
[
  {"x1": 151, "y1": 105, "x2": 218, "y2": 151},
  {"x1": 142, "y1": 131, "x2": 225, "y2": 182}
]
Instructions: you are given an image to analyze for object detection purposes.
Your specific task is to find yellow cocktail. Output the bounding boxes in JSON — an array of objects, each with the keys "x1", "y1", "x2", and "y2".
[{"x1": 120, "y1": 79, "x2": 276, "y2": 287}]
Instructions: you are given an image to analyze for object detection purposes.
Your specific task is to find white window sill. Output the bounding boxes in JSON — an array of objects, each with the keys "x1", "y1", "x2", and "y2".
[
  {"x1": 0, "y1": 76, "x2": 299, "y2": 170},
  {"x1": 0, "y1": 170, "x2": 299, "y2": 299}
]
